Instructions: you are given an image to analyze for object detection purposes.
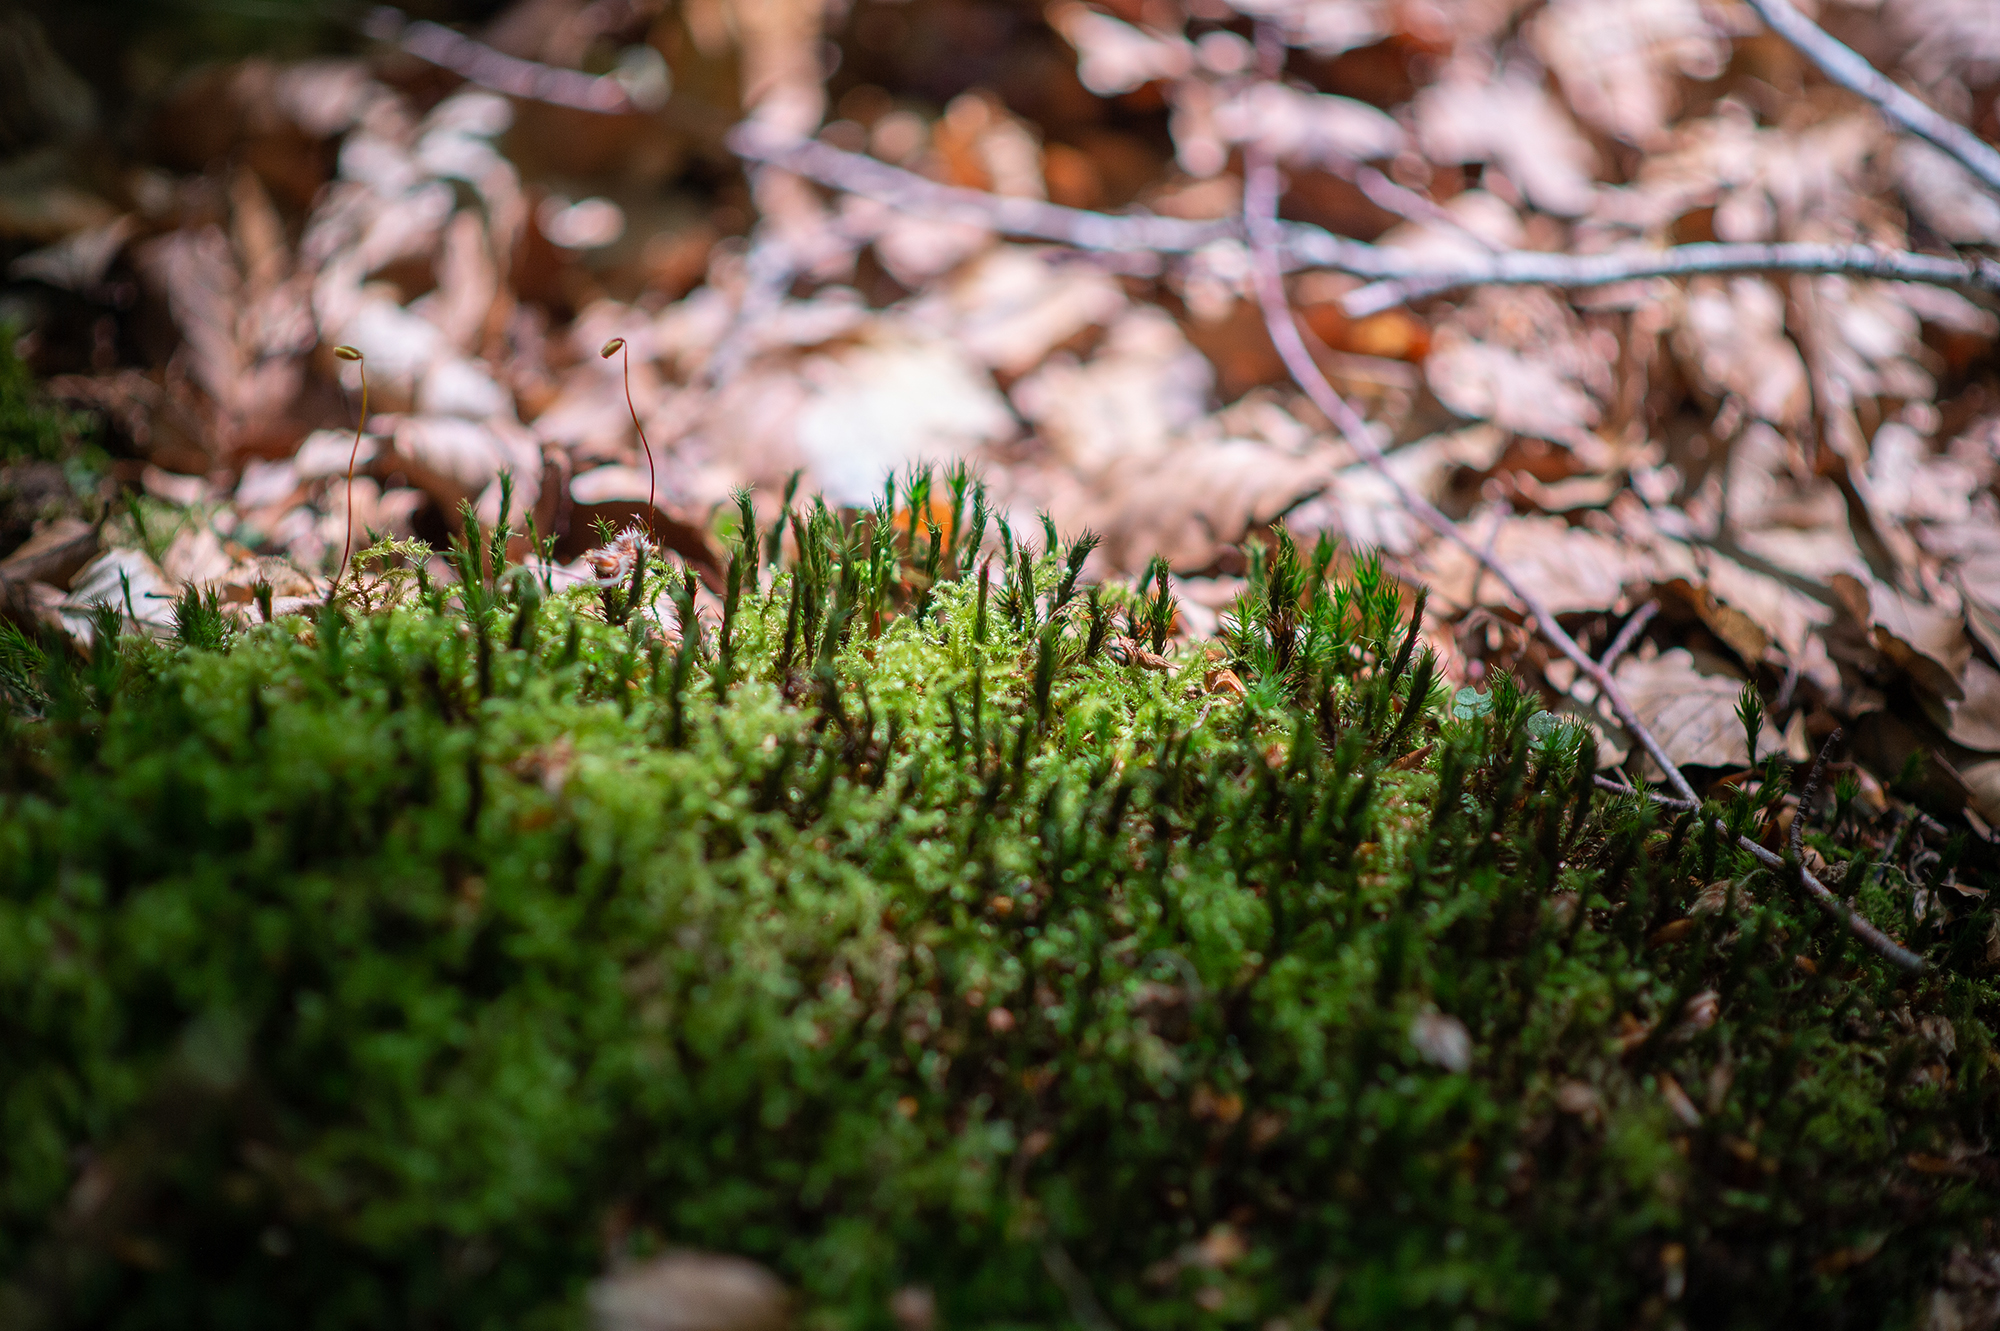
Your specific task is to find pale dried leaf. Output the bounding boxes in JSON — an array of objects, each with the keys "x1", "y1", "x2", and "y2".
[
  {"x1": 1866, "y1": 421, "x2": 1990, "y2": 527},
  {"x1": 1614, "y1": 647, "x2": 1779, "y2": 770},
  {"x1": 161, "y1": 526, "x2": 235, "y2": 587},
  {"x1": 1221, "y1": 0, "x2": 1391, "y2": 57},
  {"x1": 1010, "y1": 307, "x2": 1212, "y2": 473},
  {"x1": 1424, "y1": 332, "x2": 1600, "y2": 442},
  {"x1": 1693, "y1": 550, "x2": 1838, "y2": 683},
  {"x1": 418, "y1": 357, "x2": 512, "y2": 420},
  {"x1": 906, "y1": 247, "x2": 1126, "y2": 377},
  {"x1": 793, "y1": 327, "x2": 1016, "y2": 506},
  {"x1": 1896, "y1": 140, "x2": 2000, "y2": 244},
  {"x1": 1675, "y1": 280, "x2": 1808, "y2": 426},
  {"x1": 588, "y1": 1251, "x2": 790, "y2": 1331},
  {"x1": 1862, "y1": 576, "x2": 1972, "y2": 701},
  {"x1": 1210, "y1": 83, "x2": 1404, "y2": 167},
  {"x1": 1886, "y1": 0, "x2": 2000, "y2": 87},
  {"x1": 1422, "y1": 515, "x2": 1642, "y2": 616},
  {"x1": 1532, "y1": 0, "x2": 1722, "y2": 146},
  {"x1": 335, "y1": 297, "x2": 448, "y2": 400},
  {"x1": 1947, "y1": 658, "x2": 2000, "y2": 753},
  {"x1": 1074, "y1": 437, "x2": 1335, "y2": 573},
  {"x1": 1047, "y1": 4, "x2": 1192, "y2": 97},
  {"x1": 1410, "y1": 1011, "x2": 1471, "y2": 1073},
  {"x1": 1414, "y1": 71, "x2": 1599, "y2": 216},
  {"x1": 386, "y1": 414, "x2": 540, "y2": 511},
  {"x1": 1961, "y1": 758, "x2": 2000, "y2": 825},
  {"x1": 62, "y1": 548, "x2": 177, "y2": 638}
]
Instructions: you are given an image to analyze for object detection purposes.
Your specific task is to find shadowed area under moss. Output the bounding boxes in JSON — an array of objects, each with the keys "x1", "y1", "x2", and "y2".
[{"x1": 0, "y1": 478, "x2": 1995, "y2": 1331}]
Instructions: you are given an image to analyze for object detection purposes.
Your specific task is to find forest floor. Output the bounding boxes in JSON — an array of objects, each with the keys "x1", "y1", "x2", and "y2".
[{"x1": 3, "y1": 0, "x2": 2000, "y2": 1323}]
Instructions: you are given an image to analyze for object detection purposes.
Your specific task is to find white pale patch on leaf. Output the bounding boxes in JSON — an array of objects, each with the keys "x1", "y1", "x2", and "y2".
[
  {"x1": 1210, "y1": 83, "x2": 1404, "y2": 167},
  {"x1": 794, "y1": 330, "x2": 1016, "y2": 508},
  {"x1": 1415, "y1": 71, "x2": 1600, "y2": 216},
  {"x1": 1531, "y1": 0, "x2": 1723, "y2": 147},
  {"x1": 1046, "y1": 3, "x2": 1193, "y2": 96}
]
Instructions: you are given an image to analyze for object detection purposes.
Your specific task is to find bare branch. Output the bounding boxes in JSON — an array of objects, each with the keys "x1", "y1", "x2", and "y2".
[
  {"x1": 727, "y1": 125, "x2": 2000, "y2": 312},
  {"x1": 1743, "y1": 0, "x2": 2000, "y2": 199},
  {"x1": 365, "y1": 6, "x2": 642, "y2": 114},
  {"x1": 727, "y1": 121, "x2": 1234, "y2": 254},
  {"x1": 1335, "y1": 241, "x2": 2000, "y2": 316}
]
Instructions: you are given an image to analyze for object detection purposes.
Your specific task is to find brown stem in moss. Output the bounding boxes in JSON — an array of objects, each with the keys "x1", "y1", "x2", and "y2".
[
  {"x1": 601, "y1": 338, "x2": 657, "y2": 519},
  {"x1": 330, "y1": 345, "x2": 368, "y2": 598}
]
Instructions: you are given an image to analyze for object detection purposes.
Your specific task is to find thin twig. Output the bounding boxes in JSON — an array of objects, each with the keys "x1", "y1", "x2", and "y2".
[
  {"x1": 1335, "y1": 159, "x2": 1500, "y2": 254},
  {"x1": 1596, "y1": 771, "x2": 1923, "y2": 971},
  {"x1": 727, "y1": 124, "x2": 2000, "y2": 308},
  {"x1": 1743, "y1": 0, "x2": 2000, "y2": 198},
  {"x1": 728, "y1": 121, "x2": 1235, "y2": 255},
  {"x1": 1598, "y1": 601, "x2": 1657, "y2": 673},
  {"x1": 1334, "y1": 241, "x2": 2000, "y2": 316},
  {"x1": 365, "y1": 7, "x2": 642, "y2": 113}
]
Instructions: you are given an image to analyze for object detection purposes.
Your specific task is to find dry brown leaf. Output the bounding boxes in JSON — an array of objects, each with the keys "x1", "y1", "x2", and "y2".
[
  {"x1": 1530, "y1": 0, "x2": 1723, "y2": 147},
  {"x1": 1690, "y1": 549, "x2": 1839, "y2": 689},
  {"x1": 1614, "y1": 647, "x2": 1780, "y2": 771},
  {"x1": 1011, "y1": 307, "x2": 1211, "y2": 473},
  {"x1": 1421, "y1": 514, "x2": 1642, "y2": 616},
  {"x1": 0, "y1": 518, "x2": 95, "y2": 589},
  {"x1": 161, "y1": 526, "x2": 235, "y2": 588},
  {"x1": 861, "y1": 204, "x2": 993, "y2": 289},
  {"x1": 1885, "y1": 0, "x2": 2000, "y2": 87},
  {"x1": 791, "y1": 325, "x2": 1016, "y2": 506},
  {"x1": 1632, "y1": 108, "x2": 1881, "y2": 246},
  {"x1": 1210, "y1": 84, "x2": 1404, "y2": 168},
  {"x1": 1217, "y1": 0, "x2": 1392, "y2": 57},
  {"x1": 905, "y1": 247, "x2": 1125, "y2": 377},
  {"x1": 1654, "y1": 577, "x2": 1769, "y2": 667},
  {"x1": 61, "y1": 548, "x2": 178, "y2": 638},
  {"x1": 1414, "y1": 69, "x2": 1599, "y2": 216},
  {"x1": 1947, "y1": 659, "x2": 2000, "y2": 753},
  {"x1": 1865, "y1": 420, "x2": 1994, "y2": 528},
  {"x1": 1424, "y1": 332, "x2": 1600, "y2": 443},
  {"x1": 1852, "y1": 574, "x2": 1973, "y2": 702},
  {"x1": 1073, "y1": 437, "x2": 1335, "y2": 574},
  {"x1": 1960, "y1": 759, "x2": 2000, "y2": 826},
  {"x1": 1959, "y1": 566, "x2": 2000, "y2": 664},
  {"x1": 1423, "y1": 286, "x2": 1614, "y2": 447},
  {"x1": 1895, "y1": 140, "x2": 2000, "y2": 245},
  {"x1": 8, "y1": 214, "x2": 137, "y2": 292},
  {"x1": 1675, "y1": 280, "x2": 1808, "y2": 427},
  {"x1": 385, "y1": 414, "x2": 542, "y2": 515}
]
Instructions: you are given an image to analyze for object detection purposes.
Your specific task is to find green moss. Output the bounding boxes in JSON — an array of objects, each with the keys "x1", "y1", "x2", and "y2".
[
  {"x1": 0, "y1": 333, "x2": 82, "y2": 469},
  {"x1": 0, "y1": 483, "x2": 1993, "y2": 1330}
]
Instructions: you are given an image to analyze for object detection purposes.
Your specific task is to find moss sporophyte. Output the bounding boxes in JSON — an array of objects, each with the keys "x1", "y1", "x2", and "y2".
[{"x1": 0, "y1": 472, "x2": 1993, "y2": 1330}]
